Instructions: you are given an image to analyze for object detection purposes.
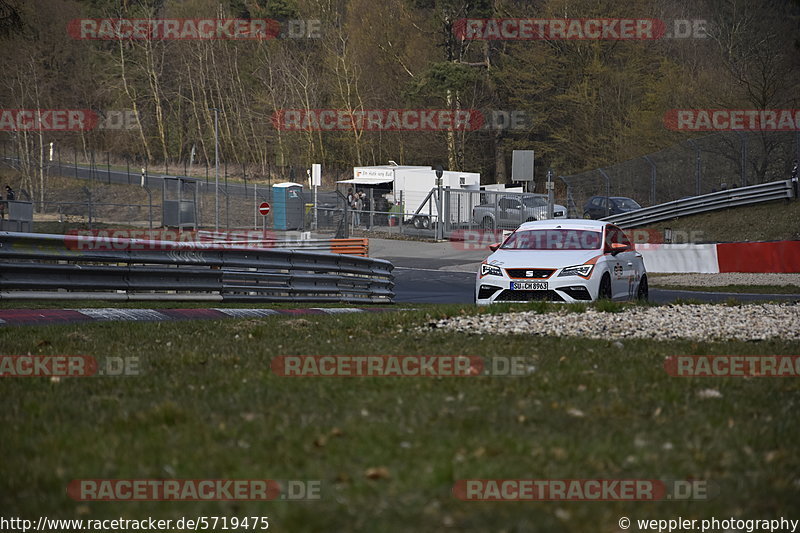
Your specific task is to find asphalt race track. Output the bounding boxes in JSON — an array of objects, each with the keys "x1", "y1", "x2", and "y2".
[{"x1": 392, "y1": 267, "x2": 800, "y2": 304}]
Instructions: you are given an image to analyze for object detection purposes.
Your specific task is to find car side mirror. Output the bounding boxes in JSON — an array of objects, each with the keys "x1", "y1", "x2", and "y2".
[
  {"x1": 610, "y1": 242, "x2": 629, "y2": 254},
  {"x1": 489, "y1": 243, "x2": 500, "y2": 252}
]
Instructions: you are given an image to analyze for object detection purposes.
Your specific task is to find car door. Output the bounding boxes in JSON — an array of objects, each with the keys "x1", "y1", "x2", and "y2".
[
  {"x1": 605, "y1": 225, "x2": 638, "y2": 299},
  {"x1": 588, "y1": 197, "x2": 604, "y2": 219},
  {"x1": 529, "y1": 196, "x2": 547, "y2": 220},
  {"x1": 498, "y1": 198, "x2": 522, "y2": 228},
  {"x1": 616, "y1": 228, "x2": 640, "y2": 298},
  {"x1": 603, "y1": 225, "x2": 629, "y2": 299}
]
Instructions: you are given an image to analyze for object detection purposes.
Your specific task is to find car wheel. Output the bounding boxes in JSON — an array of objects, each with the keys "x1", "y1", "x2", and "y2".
[
  {"x1": 583, "y1": 212, "x2": 592, "y2": 219},
  {"x1": 481, "y1": 217, "x2": 495, "y2": 231},
  {"x1": 637, "y1": 274, "x2": 649, "y2": 301},
  {"x1": 598, "y1": 273, "x2": 612, "y2": 300},
  {"x1": 413, "y1": 216, "x2": 422, "y2": 229},
  {"x1": 421, "y1": 217, "x2": 431, "y2": 230}
]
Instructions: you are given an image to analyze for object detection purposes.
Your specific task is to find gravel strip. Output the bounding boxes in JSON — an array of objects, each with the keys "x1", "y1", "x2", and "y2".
[
  {"x1": 426, "y1": 303, "x2": 800, "y2": 341},
  {"x1": 650, "y1": 273, "x2": 800, "y2": 287}
]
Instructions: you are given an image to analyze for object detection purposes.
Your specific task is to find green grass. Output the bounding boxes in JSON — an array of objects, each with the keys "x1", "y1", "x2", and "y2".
[
  {"x1": 2, "y1": 303, "x2": 799, "y2": 532},
  {"x1": 641, "y1": 199, "x2": 800, "y2": 242}
]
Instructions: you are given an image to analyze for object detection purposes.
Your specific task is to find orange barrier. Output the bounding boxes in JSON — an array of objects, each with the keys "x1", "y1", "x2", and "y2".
[{"x1": 330, "y1": 238, "x2": 369, "y2": 257}]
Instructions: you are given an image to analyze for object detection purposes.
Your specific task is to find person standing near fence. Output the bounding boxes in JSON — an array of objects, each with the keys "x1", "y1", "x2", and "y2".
[
  {"x1": 360, "y1": 191, "x2": 369, "y2": 229},
  {"x1": 0, "y1": 185, "x2": 13, "y2": 220},
  {"x1": 352, "y1": 191, "x2": 363, "y2": 227}
]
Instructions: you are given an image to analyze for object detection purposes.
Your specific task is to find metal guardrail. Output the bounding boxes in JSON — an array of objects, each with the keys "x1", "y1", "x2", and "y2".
[
  {"x1": 601, "y1": 179, "x2": 796, "y2": 228},
  {"x1": 0, "y1": 232, "x2": 393, "y2": 302}
]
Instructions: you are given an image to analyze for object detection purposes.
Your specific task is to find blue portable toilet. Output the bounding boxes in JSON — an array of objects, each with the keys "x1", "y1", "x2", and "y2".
[{"x1": 272, "y1": 182, "x2": 304, "y2": 230}]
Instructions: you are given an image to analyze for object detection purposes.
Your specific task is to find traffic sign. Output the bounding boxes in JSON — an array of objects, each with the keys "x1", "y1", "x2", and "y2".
[{"x1": 259, "y1": 202, "x2": 271, "y2": 216}]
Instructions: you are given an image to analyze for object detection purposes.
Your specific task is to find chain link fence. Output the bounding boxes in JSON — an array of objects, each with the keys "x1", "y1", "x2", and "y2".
[
  {"x1": 4, "y1": 132, "x2": 798, "y2": 234},
  {"x1": 559, "y1": 131, "x2": 800, "y2": 218}
]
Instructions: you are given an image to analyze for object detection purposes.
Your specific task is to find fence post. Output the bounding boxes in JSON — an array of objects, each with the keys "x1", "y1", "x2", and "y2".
[
  {"x1": 642, "y1": 155, "x2": 657, "y2": 206},
  {"x1": 84, "y1": 186, "x2": 92, "y2": 229},
  {"x1": 735, "y1": 132, "x2": 748, "y2": 187},
  {"x1": 598, "y1": 168, "x2": 612, "y2": 216},
  {"x1": 686, "y1": 139, "x2": 701, "y2": 196},
  {"x1": 795, "y1": 130, "x2": 800, "y2": 164}
]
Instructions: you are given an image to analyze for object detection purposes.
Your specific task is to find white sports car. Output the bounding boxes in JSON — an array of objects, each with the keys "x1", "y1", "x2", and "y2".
[{"x1": 475, "y1": 219, "x2": 648, "y2": 304}]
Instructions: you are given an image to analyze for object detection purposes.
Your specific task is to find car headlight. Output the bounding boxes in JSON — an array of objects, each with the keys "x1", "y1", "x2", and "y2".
[
  {"x1": 558, "y1": 264, "x2": 593, "y2": 278},
  {"x1": 480, "y1": 263, "x2": 503, "y2": 277}
]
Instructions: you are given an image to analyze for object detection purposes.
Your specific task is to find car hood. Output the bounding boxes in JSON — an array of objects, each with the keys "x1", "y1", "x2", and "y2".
[{"x1": 485, "y1": 248, "x2": 602, "y2": 269}]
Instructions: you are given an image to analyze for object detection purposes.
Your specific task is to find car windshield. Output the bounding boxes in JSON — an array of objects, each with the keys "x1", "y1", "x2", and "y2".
[
  {"x1": 613, "y1": 198, "x2": 641, "y2": 209},
  {"x1": 521, "y1": 197, "x2": 546, "y2": 207},
  {"x1": 500, "y1": 229, "x2": 603, "y2": 250}
]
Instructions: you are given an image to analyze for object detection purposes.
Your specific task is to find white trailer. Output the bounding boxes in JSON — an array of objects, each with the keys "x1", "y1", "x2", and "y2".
[{"x1": 341, "y1": 165, "x2": 480, "y2": 227}]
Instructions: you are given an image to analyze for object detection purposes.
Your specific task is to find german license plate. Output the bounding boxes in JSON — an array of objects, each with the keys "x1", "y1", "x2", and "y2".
[{"x1": 510, "y1": 281, "x2": 548, "y2": 290}]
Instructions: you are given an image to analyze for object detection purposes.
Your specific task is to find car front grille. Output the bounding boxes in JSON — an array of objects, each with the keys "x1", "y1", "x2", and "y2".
[
  {"x1": 504, "y1": 268, "x2": 555, "y2": 279},
  {"x1": 494, "y1": 290, "x2": 565, "y2": 302}
]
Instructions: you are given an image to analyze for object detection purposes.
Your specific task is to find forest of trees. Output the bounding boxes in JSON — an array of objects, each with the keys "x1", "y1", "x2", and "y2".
[{"x1": 1, "y1": 0, "x2": 799, "y2": 201}]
